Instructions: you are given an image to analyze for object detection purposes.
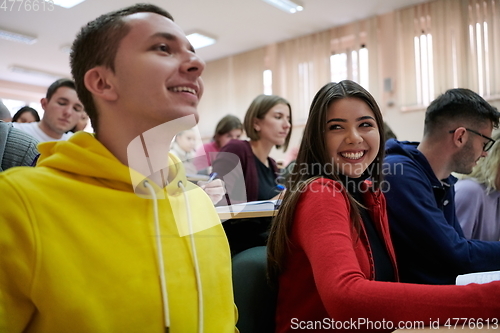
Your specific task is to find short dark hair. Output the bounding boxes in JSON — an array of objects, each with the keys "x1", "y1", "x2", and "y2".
[
  {"x1": 424, "y1": 88, "x2": 500, "y2": 135},
  {"x1": 46, "y1": 78, "x2": 76, "y2": 101},
  {"x1": 243, "y1": 94, "x2": 292, "y2": 151},
  {"x1": 70, "y1": 3, "x2": 173, "y2": 132},
  {"x1": 12, "y1": 106, "x2": 40, "y2": 122}
]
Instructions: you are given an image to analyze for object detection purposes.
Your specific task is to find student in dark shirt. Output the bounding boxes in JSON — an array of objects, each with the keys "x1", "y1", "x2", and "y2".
[
  {"x1": 212, "y1": 94, "x2": 292, "y2": 204},
  {"x1": 212, "y1": 94, "x2": 292, "y2": 254},
  {"x1": 384, "y1": 88, "x2": 500, "y2": 285}
]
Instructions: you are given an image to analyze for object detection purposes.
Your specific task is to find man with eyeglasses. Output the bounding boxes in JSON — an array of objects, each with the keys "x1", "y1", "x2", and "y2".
[{"x1": 383, "y1": 88, "x2": 500, "y2": 285}]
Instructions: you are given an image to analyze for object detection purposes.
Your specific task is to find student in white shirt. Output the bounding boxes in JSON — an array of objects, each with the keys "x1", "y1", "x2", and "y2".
[{"x1": 13, "y1": 79, "x2": 84, "y2": 142}]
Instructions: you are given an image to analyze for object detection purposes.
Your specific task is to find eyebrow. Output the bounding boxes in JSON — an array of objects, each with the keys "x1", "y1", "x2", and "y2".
[
  {"x1": 326, "y1": 115, "x2": 375, "y2": 123},
  {"x1": 273, "y1": 110, "x2": 291, "y2": 118},
  {"x1": 149, "y1": 32, "x2": 196, "y2": 53},
  {"x1": 57, "y1": 97, "x2": 83, "y2": 110}
]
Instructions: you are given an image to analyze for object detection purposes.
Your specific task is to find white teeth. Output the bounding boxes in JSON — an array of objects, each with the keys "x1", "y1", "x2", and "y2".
[
  {"x1": 169, "y1": 86, "x2": 196, "y2": 94},
  {"x1": 341, "y1": 151, "x2": 364, "y2": 159}
]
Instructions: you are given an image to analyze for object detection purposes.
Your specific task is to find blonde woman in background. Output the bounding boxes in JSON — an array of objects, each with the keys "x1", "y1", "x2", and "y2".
[{"x1": 455, "y1": 131, "x2": 500, "y2": 241}]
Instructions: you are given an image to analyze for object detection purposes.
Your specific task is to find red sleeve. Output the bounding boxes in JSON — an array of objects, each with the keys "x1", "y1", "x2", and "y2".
[{"x1": 293, "y1": 178, "x2": 500, "y2": 323}]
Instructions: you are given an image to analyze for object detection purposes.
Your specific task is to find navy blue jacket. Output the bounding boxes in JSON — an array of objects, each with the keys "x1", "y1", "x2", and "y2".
[{"x1": 383, "y1": 139, "x2": 500, "y2": 285}]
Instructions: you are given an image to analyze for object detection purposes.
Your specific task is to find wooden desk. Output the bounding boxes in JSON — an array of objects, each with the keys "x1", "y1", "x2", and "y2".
[
  {"x1": 217, "y1": 209, "x2": 277, "y2": 220},
  {"x1": 216, "y1": 200, "x2": 279, "y2": 220}
]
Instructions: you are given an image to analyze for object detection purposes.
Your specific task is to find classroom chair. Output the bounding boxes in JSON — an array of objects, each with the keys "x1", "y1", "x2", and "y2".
[{"x1": 231, "y1": 246, "x2": 277, "y2": 333}]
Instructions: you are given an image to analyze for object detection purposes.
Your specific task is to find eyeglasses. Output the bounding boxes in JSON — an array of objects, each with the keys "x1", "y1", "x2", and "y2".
[{"x1": 448, "y1": 128, "x2": 496, "y2": 152}]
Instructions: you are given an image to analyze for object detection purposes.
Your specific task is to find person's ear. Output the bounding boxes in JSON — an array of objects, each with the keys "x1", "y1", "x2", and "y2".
[
  {"x1": 84, "y1": 66, "x2": 118, "y2": 102},
  {"x1": 40, "y1": 97, "x2": 48, "y2": 111},
  {"x1": 452, "y1": 127, "x2": 467, "y2": 147},
  {"x1": 253, "y1": 118, "x2": 261, "y2": 132}
]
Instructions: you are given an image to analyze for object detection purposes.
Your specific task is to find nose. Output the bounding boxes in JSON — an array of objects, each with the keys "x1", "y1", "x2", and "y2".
[
  {"x1": 180, "y1": 51, "x2": 205, "y2": 77},
  {"x1": 283, "y1": 118, "x2": 291, "y2": 129},
  {"x1": 345, "y1": 128, "x2": 363, "y2": 144},
  {"x1": 62, "y1": 105, "x2": 72, "y2": 118}
]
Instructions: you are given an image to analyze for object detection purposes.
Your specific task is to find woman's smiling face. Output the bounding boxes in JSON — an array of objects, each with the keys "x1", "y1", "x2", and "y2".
[{"x1": 325, "y1": 97, "x2": 380, "y2": 178}]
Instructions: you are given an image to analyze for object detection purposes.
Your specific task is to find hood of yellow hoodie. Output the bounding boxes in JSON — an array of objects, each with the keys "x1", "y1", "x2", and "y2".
[{"x1": 36, "y1": 131, "x2": 188, "y2": 197}]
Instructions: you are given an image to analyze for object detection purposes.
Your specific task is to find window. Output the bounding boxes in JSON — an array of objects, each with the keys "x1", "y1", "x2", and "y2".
[
  {"x1": 330, "y1": 53, "x2": 347, "y2": 83},
  {"x1": 414, "y1": 32, "x2": 434, "y2": 106},
  {"x1": 330, "y1": 46, "x2": 369, "y2": 90},
  {"x1": 298, "y1": 62, "x2": 313, "y2": 118},
  {"x1": 469, "y1": 21, "x2": 490, "y2": 96},
  {"x1": 263, "y1": 69, "x2": 272, "y2": 95},
  {"x1": 2, "y1": 99, "x2": 26, "y2": 116}
]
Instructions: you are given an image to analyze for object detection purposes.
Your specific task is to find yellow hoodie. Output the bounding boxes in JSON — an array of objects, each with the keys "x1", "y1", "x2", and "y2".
[{"x1": 0, "y1": 132, "x2": 236, "y2": 333}]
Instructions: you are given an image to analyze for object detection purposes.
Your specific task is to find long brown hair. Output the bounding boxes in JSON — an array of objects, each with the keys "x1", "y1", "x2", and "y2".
[{"x1": 267, "y1": 80, "x2": 385, "y2": 284}]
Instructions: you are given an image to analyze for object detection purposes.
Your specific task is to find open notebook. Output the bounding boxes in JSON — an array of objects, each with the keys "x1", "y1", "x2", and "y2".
[
  {"x1": 215, "y1": 199, "x2": 281, "y2": 215},
  {"x1": 456, "y1": 270, "x2": 500, "y2": 285}
]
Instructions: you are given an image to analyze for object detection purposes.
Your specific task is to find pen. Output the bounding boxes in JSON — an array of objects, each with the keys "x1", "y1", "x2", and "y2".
[{"x1": 207, "y1": 172, "x2": 218, "y2": 183}]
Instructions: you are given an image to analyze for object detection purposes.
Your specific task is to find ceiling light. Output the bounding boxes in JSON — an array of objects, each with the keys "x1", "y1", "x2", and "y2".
[
  {"x1": 262, "y1": 0, "x2": 303, "y2": 13},
  {"x1": 186, "y1": 31, "x2": 217, "y2": 49},
  {"x1": 52, "y1": 0, "x2": 86, "y2": 8},
  {"x1": 9, "y1": 65, "x2": 65, "y2": 81},
  {"x1": 60, "y1": 45, "x2": 72, "y2": 54},
  {"x1": 0, "y1": 28, "x2": 37, "y2": 44}
]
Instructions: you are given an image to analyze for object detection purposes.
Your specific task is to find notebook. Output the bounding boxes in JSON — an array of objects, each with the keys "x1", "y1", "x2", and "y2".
[
  {"x1": 456, "y1": 270, "x2": 500, "y2": 285},
  {"x1": 215, "y1": 199, "x2": 281, "y2": 215}
]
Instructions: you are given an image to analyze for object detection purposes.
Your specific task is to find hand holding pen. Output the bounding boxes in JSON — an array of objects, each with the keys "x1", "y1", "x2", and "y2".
[{"x1": 198, "y1": 172, "x2": 225, "y2": 205}]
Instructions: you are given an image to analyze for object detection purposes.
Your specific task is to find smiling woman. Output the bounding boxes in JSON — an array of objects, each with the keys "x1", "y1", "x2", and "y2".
[
  {"x1": 267, "y1": 80, "x2": 500, "y2": 333},
  {"x1": 325, "y1": 97, "x2": 380, "y2": 178}
]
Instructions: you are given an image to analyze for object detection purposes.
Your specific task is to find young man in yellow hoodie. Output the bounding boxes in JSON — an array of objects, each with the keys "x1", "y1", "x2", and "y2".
[{"x1": 0, "y1": 4, "x2": 236, "y2": 333}]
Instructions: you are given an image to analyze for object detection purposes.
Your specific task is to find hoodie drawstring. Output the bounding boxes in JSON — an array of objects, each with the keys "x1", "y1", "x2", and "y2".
[
  {"x1": 178, "y1": 181, "x2": 204, "y2": 333},
  {"x1": 143, "y1": 180, "x2": 204, "y2": 333},
  {"x1": 143, "y1": 180, "x2": 171, "y2": 332}
]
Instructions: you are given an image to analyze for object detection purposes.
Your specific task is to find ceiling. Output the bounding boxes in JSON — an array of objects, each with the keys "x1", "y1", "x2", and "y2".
[{"x1": 0, "y1": 0, "x2": 428, "y2": 89}]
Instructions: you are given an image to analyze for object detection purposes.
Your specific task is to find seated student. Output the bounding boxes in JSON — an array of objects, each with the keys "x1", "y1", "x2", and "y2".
[
  {"x1": 12, "y1": 106, "x2": 41, "y2": 123},
  {"x1": 212, "y1": 94, "x2": 291, "y2": 204},
  {"x1": 170, "y1": 129, "x2": 226, "y2": 205},
  {"x1": 170, "y1": 129, "x2": 198, "y2": 175},
  {"x1": 193, "y1": 114, "x2": 243, "y2": 172},
  {"x1": 12, "y1": 78, "x2": 83, "y2": 142},
  {"x1": 0, "y1": 4, "x2": 236, "y2": 333},
  {"x1": 455, "y1": 131, "x2": 500, "y2": 241},
  {"x1": 267, "y1": 80, "x2": 500, "y2": 333},
  {"x1": 0, "y1": 121, "x2": 39, "y2": 171},
  {"x1": 383, "y1": 121, "x2": 397, "y2": 141},
  {"x1": 69, "y1": 110, "x2": 89, "y2": 132},
  {"x1": 0, "y1": 100, "x2": 12, "y2": 122},
  {"x1": 383, "y1": 88, "x2": 500, "y2": 285}
]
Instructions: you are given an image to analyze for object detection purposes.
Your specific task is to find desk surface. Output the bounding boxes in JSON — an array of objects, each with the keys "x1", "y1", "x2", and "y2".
[{"x1": 217, "y1": 209, "x2": 277, "y2": 220}]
